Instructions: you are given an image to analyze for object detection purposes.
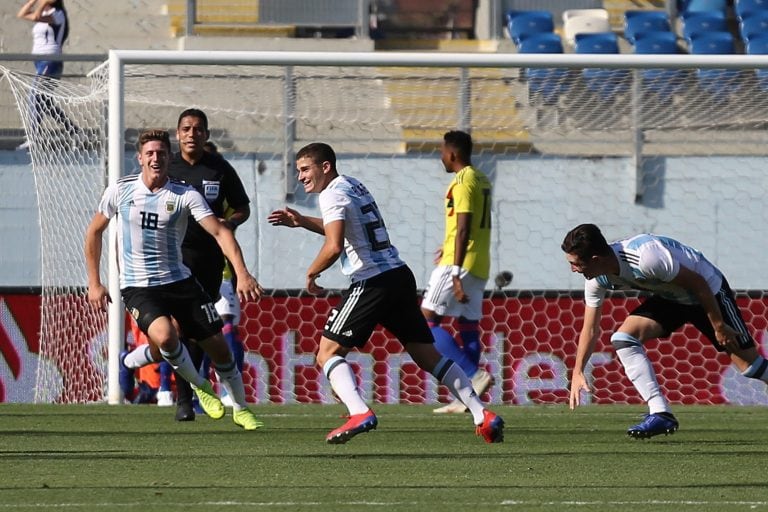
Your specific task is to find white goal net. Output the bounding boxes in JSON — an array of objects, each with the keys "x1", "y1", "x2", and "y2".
[{"x1": 4, "y1": 51, "x2": 768, "y2": 406}]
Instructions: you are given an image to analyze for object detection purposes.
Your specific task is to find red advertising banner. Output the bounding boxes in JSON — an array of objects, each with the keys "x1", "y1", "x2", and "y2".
[{"x1": 1, "y1": 292, "x2": 766, "y2": 405}]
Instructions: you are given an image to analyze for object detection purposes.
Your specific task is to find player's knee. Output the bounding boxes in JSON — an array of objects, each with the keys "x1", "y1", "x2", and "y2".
[{"x1": 611, "y1": 332, "x2": 642, "y2": 350}]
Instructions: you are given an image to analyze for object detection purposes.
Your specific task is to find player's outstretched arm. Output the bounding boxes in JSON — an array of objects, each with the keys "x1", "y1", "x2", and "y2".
[
  {"x1": 570, "y1": 305, "x2": 601, "y2": 409},
  {"x1": 268, "y1": 207, "x2": 325, "y2": 235},
  {"x1": 83, "y1": 212, "x2": 111, "y2": 311}
]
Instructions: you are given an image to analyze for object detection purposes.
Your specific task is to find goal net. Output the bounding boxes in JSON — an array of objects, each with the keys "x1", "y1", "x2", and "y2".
[{"x1": 5, "y1": 51, "x2": 768, "y2": 406}]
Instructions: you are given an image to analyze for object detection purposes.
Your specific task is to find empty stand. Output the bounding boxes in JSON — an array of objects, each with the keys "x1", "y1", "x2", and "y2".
[
  {"x1": 682, "y1": 11, "x2": 728, "y2": 43},
  {"x1": 739, "y1": 10, "x2": 768, "y2": 42},
  {"x1": 678, "y1": 0, "x2": 728, "y2": 15},
  {"x1": 624, "y1": 10, "x2": 672, "y2": 44},
  {"x1": 575, "y1": 32, "x2": 629, "y2": 99},
  {"x1": 563, "y1": 8, "x2": 611, "y2": 46},
  {"x1": 634, "y1": 32, "x2": 686, "y2": 97},
  {"x1": 735, "y1": 0, "x2": 768, "y2": 21},
  {"x1": 518, "y1": 32, "x2": 568, "y2": 105},
  {"x1": 745, "y1": 33, "x2": 768, "y2": 90},
  {"x1": 506, "y1": 10, "x2": 555, "y2": 45},
  {"x1": 689, "y1": 32, "x2": 741, "y2": 100}
]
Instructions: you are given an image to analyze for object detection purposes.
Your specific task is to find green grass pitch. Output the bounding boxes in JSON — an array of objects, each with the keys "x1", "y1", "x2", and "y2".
[{"x1": 1, "y1": 403, "x2": 766, "y2": 511}]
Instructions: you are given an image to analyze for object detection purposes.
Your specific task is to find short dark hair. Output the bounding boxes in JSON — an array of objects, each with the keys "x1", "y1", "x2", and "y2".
[
  {"x1": 443, "y1": 130, "x2": 473, "y2": 162},
  {"x1": 177, "y1": 108, "x2": 209, "y2": 131},
  {"x1": 137, "y1": 129, "x2": 171, "y2": 152},
  {"x1": 296, "y1": 142, "x2": 336, "y2": 170},
  {"x1": 561, "y1": 223, "x2": 612, "y2": 260}
]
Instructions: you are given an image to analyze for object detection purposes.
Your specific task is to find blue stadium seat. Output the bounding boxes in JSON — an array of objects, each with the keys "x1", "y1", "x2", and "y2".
[
  {"x1": 746, "y1": 33, "x2": 768, "y2": 90},
  {"x1": 506, "y1": 10, "x2": 555, "y2": 45},
  {"x1": 739, "y1": 11, "x2": 768, "y2": 42},
  {"x1": 574, "y1": 33, "x2": 629, "y2": 99},
  {"x1": 574, "y1": 32, "x2": 620, "y2": 53},
  {"x1": 624, "y1": 10, "x2": 672, "y2": 44},
  {"x1": 634, "y1": 32, "x2": 686, "y2": 96},
  {"x1": 690, "y1": 32, "x2": 741, "y2": 100},
  {"x1": 735, "y1": 0, "x2": 768, "y2": 21},
  {"x1": 682, "y1": 11, "x2": 728, "y2": 43},
  {"x1": 518, "y1": 33, "x2": 568, "y2": 105},
  {"x1": 678, "y1": 0, "x2": 727, "y2": 14}
]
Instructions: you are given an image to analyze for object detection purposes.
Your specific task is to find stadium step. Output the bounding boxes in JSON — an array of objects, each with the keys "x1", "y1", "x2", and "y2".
[{"x1": 381, "y1": 66, "x2": 531, "y2": 150}]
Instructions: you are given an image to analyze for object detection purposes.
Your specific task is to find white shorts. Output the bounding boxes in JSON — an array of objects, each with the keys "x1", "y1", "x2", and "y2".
[
  {"x1": 421, "y1": 265, "x2": 486, "y2": 320},
  {"x1": 214, "y1": 279, "x2": 241, "y2": 325}
]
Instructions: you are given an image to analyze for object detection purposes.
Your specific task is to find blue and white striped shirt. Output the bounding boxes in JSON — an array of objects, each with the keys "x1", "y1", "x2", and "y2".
[
  {"x1": 585, "y1": 234, "x2": 724, "y2": 307},
  {"x1": 98, "y1": 175, "x2": 214, "y2": 289}
]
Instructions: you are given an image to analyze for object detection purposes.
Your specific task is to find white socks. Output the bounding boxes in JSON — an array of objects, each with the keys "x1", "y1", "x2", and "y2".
[
  {"x1": 615, "y1": 344, "x2": 671, "y2": 415},
  {"x1": 433, "y1": 357, "x2": 485, "y2": 425},
  {"x1": 323, "y1": 356, "x2": 369, "y2": 416}
]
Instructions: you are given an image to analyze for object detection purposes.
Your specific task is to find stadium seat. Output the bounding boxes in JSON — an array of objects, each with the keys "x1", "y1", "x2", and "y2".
[
  {"x1": 624, "y1": 10, "x2": 672, "y2": 44},
  {"x1": 562, "y1": 8, "x2": 611, "y2": 46},
  {"x1": 678, "y1": 0, "x2": 727, "y2": 15},
  {"x1": 690, "y1": 32, "x2": 741, "y2": 100},
  {"x1": 518, "y1": 33, "x2": 568, "y2": 105},
  {"x1": 739, "y1": 11, "x2": 768, "y2": 42},
  {"x1": 735, "y1": 0, "x2": 768, "y2": 21},
  {"x1": 746, "y1": 33, "x2": 768, "y2": 90},
  {"x1": 505, "y1": 10, "x2": 555, "y2": 45},
  {"x1": 682, "y1": 11, "x2": 728, "y2": 43},
  {"x1": 574, "y1": 32, "x2": 629, "y2": 99},
  {"x1": 634, "y1": 32, "x2": 686, "y2": 96}
]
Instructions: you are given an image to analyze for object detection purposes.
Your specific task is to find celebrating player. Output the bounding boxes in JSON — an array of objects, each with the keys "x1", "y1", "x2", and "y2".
[
  {"x1": 562, "y1": 223, "x2": 768, "y2": 438},
  {"x1": 268, "y1": 142, "x2": 504, "y2": 444},
  {"x1": 84, "y1": 128, "x2": 263, "y2": 430}
]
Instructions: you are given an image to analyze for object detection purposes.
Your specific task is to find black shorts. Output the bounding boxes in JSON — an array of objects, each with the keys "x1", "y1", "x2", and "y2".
[
  {"x1": 182, "y1": 248, "x2": 225, "y2": 301},
  {"x1": 122, "y1": 277, "x2": 223, "y2": 341},
  {"x1": 630, "y1": 279, "x2": 755, "y2": 352},
  {"x1": 323, "y1": 265, "x2": 434, "y2": 349}
]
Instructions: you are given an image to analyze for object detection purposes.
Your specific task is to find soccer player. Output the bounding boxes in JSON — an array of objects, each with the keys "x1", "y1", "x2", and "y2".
[
  {"x1": 119, "y1": 109, "x2": 251, "y2": 422},
  {"x1": 85, "y1": 128, "x2": 263, "y2": 431},
  {"x1": 268, "y1": 142, "x2": 504, "y2": 444},
  {"x1": 422, "y1": 130, "x2": 495, "y2": 414},
  {"x1": 562, "y1": 223, "x2": 768, "y2": 438}
]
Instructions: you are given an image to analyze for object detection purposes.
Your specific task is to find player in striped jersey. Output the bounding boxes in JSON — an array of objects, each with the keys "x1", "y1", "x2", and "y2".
[
  {"x1": 85, "y1": 129, "x2": 264, "y2": 430},
  {"x1": 562, "y1": 223, "x2": 768, "y2": 438},
  {"x1": 268, "y1": 142, "x2": 503, "y2": 444}
]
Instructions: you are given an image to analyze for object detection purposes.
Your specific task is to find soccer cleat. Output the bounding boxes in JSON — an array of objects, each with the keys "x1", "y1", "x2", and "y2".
[
  {"x1": 433, "y1": 398, "x2": 468, "y2": 414},
  {"x1": 175, "y1": 401, "x2": 195, "y2": 422},
  {"x1": 156, "y1": 390, "x2": 174, "y2": 407},
  {"x1": 233, "y1": 408, "x2": 265, "y2": 431},
  {"x1": 119, "y1": 351, "x2": 135, "y2": 399},
  {"x1": 326, "y1": 410, "x2": 378, "y2": 444},
  {"x1": 192, "y1": 381, "x2": 225, "y2": 420},
  {"x1": 627, "y1": 412, "x2": 679, "y2": 439},
  {"x1": 471, "y1": 368, "x2": 495, "y2": 396},
  {"x1": 475, "y1": 409, "x2": 504, "y2": 443}
]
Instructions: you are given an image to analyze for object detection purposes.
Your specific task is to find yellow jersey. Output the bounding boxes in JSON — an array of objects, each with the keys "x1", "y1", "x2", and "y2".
[{"x1": 439, "y1": 165, "x2": 492, "y2": 280}]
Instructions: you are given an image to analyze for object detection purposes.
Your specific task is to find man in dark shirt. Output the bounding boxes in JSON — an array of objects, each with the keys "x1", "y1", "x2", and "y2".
[{"x1": 169, "y1": 108, "x2": 251, "y2": 421}]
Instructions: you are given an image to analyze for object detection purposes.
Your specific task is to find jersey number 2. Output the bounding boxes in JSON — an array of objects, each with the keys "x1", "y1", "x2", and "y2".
[{"x1": 360, "y1": 202, "x2": 391, "y2": 251}]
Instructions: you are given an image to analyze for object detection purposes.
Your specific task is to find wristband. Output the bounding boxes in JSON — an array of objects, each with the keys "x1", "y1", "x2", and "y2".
[{"x1": 451, "y1": 265, "x2": 461, "y2": 277}]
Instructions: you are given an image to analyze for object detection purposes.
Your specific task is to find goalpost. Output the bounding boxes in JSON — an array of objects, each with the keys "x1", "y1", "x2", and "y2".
[{"x1": 5, "y1": 50, "x2": 768, "y2": 406}]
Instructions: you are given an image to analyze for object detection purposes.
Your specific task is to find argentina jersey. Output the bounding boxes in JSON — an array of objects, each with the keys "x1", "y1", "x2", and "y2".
[
  {"x1": 584, "y1": 234, "x2": 723, "y2": 307},
  {"x1": 318, "y1": 175, "x2": 404, "y2": 282},
  {"x1": 98, "y1": 175, "x2": 214, "y2": 288}
]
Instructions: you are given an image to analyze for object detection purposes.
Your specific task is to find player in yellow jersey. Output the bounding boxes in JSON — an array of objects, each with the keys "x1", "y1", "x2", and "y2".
[{"x1": 421, "y1": 130, "x2": 495, "y2": 414}]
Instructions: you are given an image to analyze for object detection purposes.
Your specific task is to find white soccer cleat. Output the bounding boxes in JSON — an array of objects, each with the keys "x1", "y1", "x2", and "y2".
[
  {"x1": 433, "y1": 398, "x2": 468, "y2": 414},
  {"x1": 156, "y1": 390, "x2": 174, "y2": 407},
  {"x1": 471, "y1": 368, "x2": 495, "y2": 397}
]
